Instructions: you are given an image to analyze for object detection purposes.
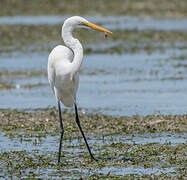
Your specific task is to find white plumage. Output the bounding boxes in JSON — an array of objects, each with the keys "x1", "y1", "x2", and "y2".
[
  {"x1": 48, "y1": 16, "x2": 85, "y2": 107},
  {"x1": 47, "y1": 16, "x2": 112, "y2": 163},
  {"x1": 48, "y1": 45, "x2": 79, "y2": 107}
]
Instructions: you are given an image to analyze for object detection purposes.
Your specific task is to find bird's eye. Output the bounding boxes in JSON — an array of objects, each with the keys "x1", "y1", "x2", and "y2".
[{"x1": 80, "y1": 22, "x2": 88, "y2": 27}]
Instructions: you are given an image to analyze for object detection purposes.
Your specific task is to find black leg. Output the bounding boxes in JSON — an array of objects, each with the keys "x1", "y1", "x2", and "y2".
[
  {"x1": 74, "y1": 103, "x2": 96, "y2": 161},
  {"x1": 57, "y1": 101, "x2": 64, "y2": 164}
]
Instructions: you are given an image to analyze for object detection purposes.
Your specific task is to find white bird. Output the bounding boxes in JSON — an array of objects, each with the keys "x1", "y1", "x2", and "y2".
[{"x1": 48, "y1": 16, "x2": 112, "y2": 163}]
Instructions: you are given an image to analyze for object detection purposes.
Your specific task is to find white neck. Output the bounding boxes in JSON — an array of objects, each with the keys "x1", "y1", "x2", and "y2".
[{"x1": 62, "y1": 26, "x2": 83, "y2": 77}]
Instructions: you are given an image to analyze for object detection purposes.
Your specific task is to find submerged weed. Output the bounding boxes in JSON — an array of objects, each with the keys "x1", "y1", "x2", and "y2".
[{"x1": 0, "y1": 110, "x2": 186, "y2": 178}]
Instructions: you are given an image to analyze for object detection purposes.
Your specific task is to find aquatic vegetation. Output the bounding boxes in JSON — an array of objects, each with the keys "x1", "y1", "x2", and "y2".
[
  {"x1": 0, "y1": 0, "x2": 187, "y2": 178},
  {"x1": 0, "y1": 82, "x2": 13, "y2": 90},
  {"x1": 0, "y1": 109, "x2": 186, "y2": 136},
  {"x1": 1, "y1": 24, "x2": 187, "y2": 54},
  {"x1": 0, "y1": 0, "x2": 187, "y2": 18},
  {"x1": 0, "y1": 109, "x2": 186, "y2": 178}
]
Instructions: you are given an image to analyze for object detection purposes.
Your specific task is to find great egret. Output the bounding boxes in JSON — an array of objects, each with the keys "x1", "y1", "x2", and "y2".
[{"x1": 48, "y1": 16, "x2": 112, "y2": 163}]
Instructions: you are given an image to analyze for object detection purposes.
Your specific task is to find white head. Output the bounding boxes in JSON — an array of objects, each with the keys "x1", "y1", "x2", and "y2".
[
  {"x1": 61, "y1": 16, "x2": 112, "y2": 75},
  {"x1": 63, "y1": 16, "x2": 88, "y2": 31},
  {"x1": 62, "y1": 16, "x2": 112, "y2": 35}
]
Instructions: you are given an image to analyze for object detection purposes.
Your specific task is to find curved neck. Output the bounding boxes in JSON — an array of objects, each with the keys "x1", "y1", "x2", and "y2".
[{"x1": 62, "y1": 26, "x2": 83, "y2": 76}]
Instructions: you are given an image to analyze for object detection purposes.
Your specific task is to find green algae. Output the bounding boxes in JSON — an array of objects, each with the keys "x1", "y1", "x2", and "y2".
[
  {"x1": 0, "y1": 135, "x2": 186, "y2": 179},
  {"x1": 0, "y1": 109, "x2": 186, "y2": 136},
  {"x1": 0, "y1": 1, "x2": 187, "y2": 178},
  {"x1": 0, "y1": 0, "x2": 187, "y2": 18},
  {"x1": 0, "y1": 109, "x2": 186, "y2": 178},
  {"x1": 0, "y1": 71, "x2": 46, "y2": 78},
  {"x1": 0, "y1": 82, "x2": 14, "y2": 90},
  {"x1": 1, "y1": 24, "x2": 187, "y2": 54}
]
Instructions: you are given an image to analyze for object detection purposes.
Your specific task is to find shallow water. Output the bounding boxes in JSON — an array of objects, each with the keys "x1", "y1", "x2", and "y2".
[
  {"x1": 0, "y1": 131, "x2": 186, "y2": 178},
  {"x1": 1, "y1": 15, "x2": 187, "y2": 116},
  {"x1": 0, "y1": 13, "x2": 187, "y2": 179},
  {"x1": 1, "y1": 132, "x2": 186, "y2": 153},
  {"x1": 1, "y1": 50, "x2": 187, "y2": 116},
  {"x1": 68, "y1": 166, "x2": 175, "y2": 177},
  {"x1": 0, "y1": 15, "x2": 187, "y2": 32}
]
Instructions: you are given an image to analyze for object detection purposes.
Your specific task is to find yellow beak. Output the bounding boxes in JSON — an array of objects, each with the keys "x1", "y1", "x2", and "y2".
[{"x1": 83, "y1": 22, "x2": 112, "y2": 34}]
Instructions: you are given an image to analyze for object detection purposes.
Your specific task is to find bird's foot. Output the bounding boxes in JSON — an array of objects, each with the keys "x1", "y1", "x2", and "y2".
[{"x1": 91, "y1": 156, "x2": 98, "y2": 162}]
